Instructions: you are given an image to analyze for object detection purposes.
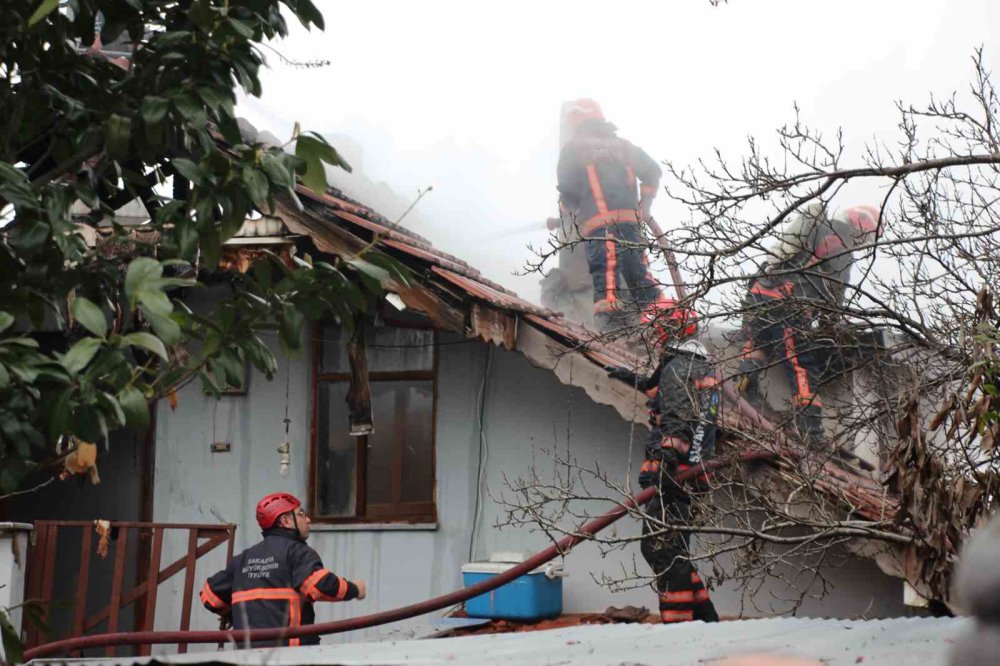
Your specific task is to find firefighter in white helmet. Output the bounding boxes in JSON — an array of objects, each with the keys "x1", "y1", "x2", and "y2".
[{"x1": 737, "y1": 204, "x2": 880, "y2": 446}]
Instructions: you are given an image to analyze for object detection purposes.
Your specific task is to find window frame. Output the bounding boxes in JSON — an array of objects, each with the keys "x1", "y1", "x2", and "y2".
[{"x1": 308, "y1": 317, "x2": 438, "y2": 525}]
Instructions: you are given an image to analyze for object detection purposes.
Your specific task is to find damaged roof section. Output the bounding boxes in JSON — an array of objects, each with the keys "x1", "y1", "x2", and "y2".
[{"x1": 269, "y1": 183, "x2": 903, "y2": 538}]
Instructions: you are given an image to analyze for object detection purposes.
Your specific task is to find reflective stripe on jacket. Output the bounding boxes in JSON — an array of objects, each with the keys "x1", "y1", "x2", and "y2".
[
  {"x1": 557, "y1": 121, "x2": 662, "y2": 236},
  {"x1": 761, "y1": 213, "x2": 857, "y2": 305},
  {"x1": 638, "y1": 351, "x2": 720, "y2": 491},
  {"x1": 201, "y1": 526, "x2": 359, "y2": 647}
]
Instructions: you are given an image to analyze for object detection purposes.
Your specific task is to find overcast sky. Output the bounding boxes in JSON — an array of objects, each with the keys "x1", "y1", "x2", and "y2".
[{"x1": 237, "y1": 0, "x2": 999, "y2": 303}]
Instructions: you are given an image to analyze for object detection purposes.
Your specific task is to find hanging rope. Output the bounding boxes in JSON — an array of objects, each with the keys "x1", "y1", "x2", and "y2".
[{"x1": 278, "y1": 358, "x2": 292, "y2": 476}]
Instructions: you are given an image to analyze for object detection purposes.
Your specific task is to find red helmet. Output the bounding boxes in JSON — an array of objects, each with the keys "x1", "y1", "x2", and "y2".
[
  {"x1": 842, "y1": 205, "x2": 879, "y2": 236},
  {"x1": 642, "y1": 297, "x2": 697, "y2": 346},
  {"x1": 564, "y1": 98, "x2": 606, "y2": 129},
  {"x1": 256, "y1": 492, "x2": 301, "y2": 530}
]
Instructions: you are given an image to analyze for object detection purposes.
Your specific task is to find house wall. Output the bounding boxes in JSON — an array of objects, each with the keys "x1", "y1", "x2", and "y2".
[
  {"x1": 151, "y1": 325, "x2": 908, "y2": 654},
  {"x1": 3, "y1": 428, "x2": 148, "y2": 650}
]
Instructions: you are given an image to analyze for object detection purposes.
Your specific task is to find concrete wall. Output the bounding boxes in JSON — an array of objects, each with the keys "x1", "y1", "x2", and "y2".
[
  {"x1": 0, "y1": 523, "x2": 32, "y2": 660},
  {"x1": 151, "y1": 326, "x2": 908, "y2": 653}
]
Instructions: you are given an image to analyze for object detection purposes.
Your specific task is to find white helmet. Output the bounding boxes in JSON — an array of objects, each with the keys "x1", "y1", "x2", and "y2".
[{"x1": 671, "y1": 339, "x2": 709, "y2": 357}]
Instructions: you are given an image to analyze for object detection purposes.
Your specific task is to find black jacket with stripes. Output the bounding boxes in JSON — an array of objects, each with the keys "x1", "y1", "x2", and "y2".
[
  {"x1": 201, "y1": 526, "x2": 360, "y2": 647},
  {"x1": 557, "y1": 120, "x2": 662, "y2": 236}
]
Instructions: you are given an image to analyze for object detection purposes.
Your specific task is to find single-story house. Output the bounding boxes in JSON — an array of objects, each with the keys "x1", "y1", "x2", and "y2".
[{"x1": 5, "y1": 173, "x2": 924, "y2": 658}]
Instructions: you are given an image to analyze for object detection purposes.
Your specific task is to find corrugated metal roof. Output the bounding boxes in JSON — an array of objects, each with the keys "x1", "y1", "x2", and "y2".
[{"x1": 33, "y1": 617, "x2": 969, "y2": 666}]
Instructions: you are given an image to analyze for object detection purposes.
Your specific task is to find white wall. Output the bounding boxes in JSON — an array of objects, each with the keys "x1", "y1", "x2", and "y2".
[{"x1": 152, "y1": 325, "x2": 907, "y2": 653}]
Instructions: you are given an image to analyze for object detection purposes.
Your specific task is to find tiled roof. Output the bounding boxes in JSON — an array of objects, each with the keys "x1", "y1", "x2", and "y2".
[{"x1": 281, "y1": 183, "x2": 898, "y2": 515}]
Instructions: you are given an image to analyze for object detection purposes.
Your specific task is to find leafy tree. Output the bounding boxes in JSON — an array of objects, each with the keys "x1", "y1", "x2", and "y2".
[{"x1": 0, "y1": 0, "x2": 394, "y2": 492}]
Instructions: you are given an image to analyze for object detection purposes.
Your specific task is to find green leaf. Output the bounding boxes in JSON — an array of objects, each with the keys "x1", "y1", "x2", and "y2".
[
  {"x1": 20, "y1": 601, "x2": 50, "y2": 639},
  {"x1": 0, "y1": 608, "x2": 23, "y2": 665},
  {"x1": 362, "y1": 251, "x2": 413, "y2": 287},
  {"x1": 187, "y1": 0, "x2": 215, "y2": 30},
  {"x1": 140, "y1": 96, "x2": 170, "y2": 125},
  {"x1": 97, "y1": 392, "x2": 127, "y2": 429},
  {"x1": 301, "y1": 133, "x2": 352, "y2": 172},
  {"x1": 227, "y1": 17, "x2": 255, "y2": 38},
  {"x1": 71, "y1": 297, "x2": 107, "y2": 339},
  {"x1": 261, "y1": 153, "x2": 292, "y2": 188},
  {"x1": 347, "y1": 258, "x2": 390, "y2": 286},
  {"x1": 216, "y1": 347, "x2": 245, "y2": 389},
  {"x1": 253, "y1": 258, "x2": 273, "y2": 288},
  {"x1": 0, "y1": 363, "x2": 9, "y2": 390},
  {"x1": 9, "y1": 220, "x2": 50, "y2": 254},
  {"x1": 171, "y1": 158, "x2": 204, "y2": 186},
  {"x1": 0, "y1": 610, "x2": 24, "y2": 664},
  {"x1": 298, "y1": 152, "x2": 326, "y2": 193},
  {"x1": 0, "y1": 312, "x2": 13, "y2": 333},
  {"x1": 242, "y1": 168, "x2": 269, "y2": 209},
  {"x1": 73, "y1": 405, "x2": 108, "y2": 444},
  {"x1": 199, "y1": 226, "x2": 222, "y2": 270},
  {"x1": 49, "y1": 389, "x2": 72, "y2": 441},
  {"x1": 62, "y1": 337, "x2": 102, "y2": 376},
  {"x1": 142, "y1": 308, "x2": 182, "y2": 345},
  {"x1": 28, "y1": 0, "x2": 59, "y2": 26},
  {"x1": 107, "y1": 114, "x2": 133, "y2": 161},
  {"x1": 33, "y1": 362, "x2": 70, "y2": 384},
  {"x1": 295, "y1": 134, "x2": 352, "y2": 193},
  {"x1": 125, "y1": 257, "x2": 163, "y2": 306},
  {"x1": 117, "y1": 385, "x2": 150, "y2": 431},
  {"x1": 121, "y1": 332, "x2": 168, "y2": 361},
  {"x1": 293, "y1": 0, "x2": 325, "y2": 30},
  {"x1": 175, "y1": 219, "x2": 199, "y2": 260},
  {"x1": 1, "y1": 337, "x2": 39, "y2": 349},
  {"x1": 8, "y1": 362, "x2": 39, "y2": 384},
  {"x1": 279, "y1": 305, "x2": 305, "y2": 353}
]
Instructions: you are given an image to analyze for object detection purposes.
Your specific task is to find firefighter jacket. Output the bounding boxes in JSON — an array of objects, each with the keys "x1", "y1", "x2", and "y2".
[
  {"x1": 756, "y1": 208, "x2": 858, "y2": 307},
  {"x1": 633, "y1": 351, "x2": 720, "y2": 493},
  {"x1": 200, "y1": 526, "x2": 360, "y2": 647},
  {"x1": 557, "y1": 121, "x2": 662, "y2": 237}
]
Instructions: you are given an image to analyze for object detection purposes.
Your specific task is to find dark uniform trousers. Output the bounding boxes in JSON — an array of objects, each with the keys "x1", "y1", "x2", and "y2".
[
  {"x1": 737, "y1": 212, "x2": 858, "y2": 444},
  {"x1": 739, "y1": 279, "x2": 825, "y2": 442},
  {"x1": 585, "y1": 219, "x2": 661, "y2": 317},
  {"x1": 640, "y1": 471, "x2": 719, "y2": 624},
  {"x1": 619, "y1": 349, "x2": 721, "y2": 623}
]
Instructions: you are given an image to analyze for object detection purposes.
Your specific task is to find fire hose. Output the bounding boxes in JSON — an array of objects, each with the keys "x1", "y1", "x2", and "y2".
[
  {"x1": 24, "y1": 449, "x2": 777, "y2": 660},
  {"x1": 644, "y1": 217, "x2": 687, "y2": 302}
]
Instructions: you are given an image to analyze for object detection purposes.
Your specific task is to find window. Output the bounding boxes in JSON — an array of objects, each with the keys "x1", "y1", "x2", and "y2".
[{"x1": 311, "y1": 314, "x2": 437, "y2": 524}]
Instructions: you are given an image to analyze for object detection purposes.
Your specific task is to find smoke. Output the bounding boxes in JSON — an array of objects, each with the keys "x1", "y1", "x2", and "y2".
[{"x1": 232, "y1": 0, "x2": 998, "y2": 306}]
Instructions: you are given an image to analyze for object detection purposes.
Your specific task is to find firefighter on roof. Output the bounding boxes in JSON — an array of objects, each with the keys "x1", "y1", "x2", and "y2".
[
  {"x1": 556, "y1": 98, "x2": 663, "y2": 333},
  {"x1": 608, "y1": 298, "x2": 720, "y2": 624},
  {"x1": 737, "y1": 204, "x2": 880, "y2": 447},
  {"x1": 200, "y1": 493, "x2": 367, "y2": 647}
]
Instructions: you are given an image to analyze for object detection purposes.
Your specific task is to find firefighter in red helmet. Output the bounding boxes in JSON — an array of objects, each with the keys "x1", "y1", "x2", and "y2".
[
  {"x1": 557, "y1": 98, "x2": 664, "y2": 332},
  {"x1": 607, "y1": 297, "x2": 720, "y2": 624},
  {"x1": 737, "y1": 204, "x2": 880, "y2": 448},
  {"x1": 200, "y1": 493, "x2": 367, "y2": 647}
]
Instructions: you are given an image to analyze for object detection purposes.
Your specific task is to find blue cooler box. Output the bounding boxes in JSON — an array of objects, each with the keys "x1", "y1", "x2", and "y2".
[{"x1": 461, "y1": 561, "x2": 564, "y2": 620}]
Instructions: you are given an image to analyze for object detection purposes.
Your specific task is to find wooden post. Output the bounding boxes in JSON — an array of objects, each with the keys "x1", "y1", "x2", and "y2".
[
  {"x1": 105, "y1": 527, "x2": 129, "y2": 657},
  {"x1": 177, "y1": 529, "x2": 199, "y2": 653}
]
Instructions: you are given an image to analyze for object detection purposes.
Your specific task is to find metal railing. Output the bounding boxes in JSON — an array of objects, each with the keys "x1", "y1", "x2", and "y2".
[{"x1": 24, "y1": 521, "x2": 235, "y2": 657}]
